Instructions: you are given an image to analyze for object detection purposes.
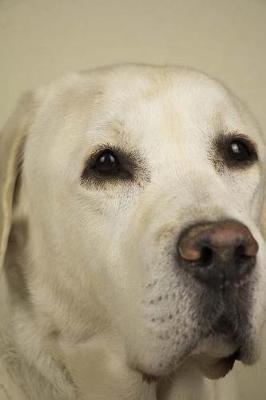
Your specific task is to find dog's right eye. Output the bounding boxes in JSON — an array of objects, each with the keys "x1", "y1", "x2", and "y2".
[{"x1": 81, "y1": 147, "x2": 135, "y2": 184}]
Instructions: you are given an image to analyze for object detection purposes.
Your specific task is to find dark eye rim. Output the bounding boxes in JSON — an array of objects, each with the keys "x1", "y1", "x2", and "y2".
[{"x1": 215, "y1": 133, "x2": 258, "y2": 169}]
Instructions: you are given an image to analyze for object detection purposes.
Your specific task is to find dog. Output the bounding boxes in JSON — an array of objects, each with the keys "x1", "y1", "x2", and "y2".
[{"x1": 0, "y1": 64, "x2": 266, "y2": 399}]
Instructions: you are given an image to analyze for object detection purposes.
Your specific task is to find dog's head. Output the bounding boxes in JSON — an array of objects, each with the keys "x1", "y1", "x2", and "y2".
[{"x1": 1, "y1": 64, "x2": 266, "y2": 381}]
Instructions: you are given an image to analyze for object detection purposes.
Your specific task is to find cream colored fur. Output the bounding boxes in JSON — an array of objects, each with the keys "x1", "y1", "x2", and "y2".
[{"x1": 0, "y1": 64, "x2": 266, "y2": 399}]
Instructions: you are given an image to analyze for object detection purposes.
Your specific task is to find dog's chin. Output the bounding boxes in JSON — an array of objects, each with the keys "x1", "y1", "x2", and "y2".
[
  {"x1": 135, "y1": 352, "x2": 238, "y2": 384},
  {"x1": 136, "y1": 349, "x2": 240, "y2": 384},
  {"x1": 133, "y1": 332, "x2": 259, "y2": 384}
]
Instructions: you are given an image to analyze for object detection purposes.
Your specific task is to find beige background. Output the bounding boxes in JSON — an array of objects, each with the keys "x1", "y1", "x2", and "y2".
[{"x1": 0, "y1": 0, "x2": 266, "y2": 398}]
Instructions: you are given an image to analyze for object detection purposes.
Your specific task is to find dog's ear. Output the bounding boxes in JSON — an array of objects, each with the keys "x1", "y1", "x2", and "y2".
[{"x1": 0, "y1": 92, "x2": 37, "y2": 275}]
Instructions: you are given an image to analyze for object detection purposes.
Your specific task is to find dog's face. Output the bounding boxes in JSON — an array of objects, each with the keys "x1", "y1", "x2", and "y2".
[{"x1": 2, "y1": 65, "x2": 266, "y2": 382}]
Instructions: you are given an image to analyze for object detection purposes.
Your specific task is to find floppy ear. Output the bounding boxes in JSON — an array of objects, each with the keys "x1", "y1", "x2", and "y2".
[{"x1": 0, "y1": 92, "x2": 37, "y2": 275}]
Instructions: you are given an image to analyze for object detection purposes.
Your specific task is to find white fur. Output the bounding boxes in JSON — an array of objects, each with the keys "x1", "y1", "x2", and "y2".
[{"x1": 0, "y1": 64, "x2": 266, "y2": 399}]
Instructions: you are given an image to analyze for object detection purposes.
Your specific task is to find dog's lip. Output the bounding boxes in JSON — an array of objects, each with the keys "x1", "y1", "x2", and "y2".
[{"x1": 194, "y1": 350, "x2": 240, "y2": 379}]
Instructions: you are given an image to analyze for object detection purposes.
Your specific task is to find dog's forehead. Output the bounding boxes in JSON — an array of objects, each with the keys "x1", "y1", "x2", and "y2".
[
  {"x1": 31, "y1": 66, "x2": 262, "y2": 164},
  {"x1": 49, "y1": 67, "x2": 235, "y2": 124}
]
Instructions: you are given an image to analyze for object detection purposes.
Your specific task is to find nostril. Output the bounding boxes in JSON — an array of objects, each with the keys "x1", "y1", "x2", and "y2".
[
  {"x1": 234, "y1": 244, "x2": 256, "y2": 277},
  {"x1": 234, "y1": 244, "x2": 248, "y2": 263},
  {"x1": 199, "y1": 246, "x2": 213, "y2": 267}
]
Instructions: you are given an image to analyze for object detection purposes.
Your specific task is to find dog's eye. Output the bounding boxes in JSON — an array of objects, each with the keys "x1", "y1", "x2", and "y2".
[
  {"x1": 215, "y1": 134, "x2": 258, "y2": 169},
  {"x1": 94, "y1": 150, "x2": 120, "y2": 174},
  {"x1": 81, "y1": 147, "x2": 136, "y2": 184},
  {"x1": 228, "y1": 140, "x2": 254, "y2": 162}
]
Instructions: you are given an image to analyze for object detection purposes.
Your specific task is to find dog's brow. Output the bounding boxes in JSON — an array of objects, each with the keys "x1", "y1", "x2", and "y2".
[{"x1": 106, "y1": 119, "x2": 129, "y2": 143}]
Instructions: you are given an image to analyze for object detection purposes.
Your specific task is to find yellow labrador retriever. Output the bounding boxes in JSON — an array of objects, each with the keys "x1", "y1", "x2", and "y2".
[{"x1": 0, "y1": 64, "x2": 266, "y2": 399}]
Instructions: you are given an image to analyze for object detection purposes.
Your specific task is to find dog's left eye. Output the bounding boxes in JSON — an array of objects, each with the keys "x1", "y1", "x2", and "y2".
[{"x1": 216, "y1": 134, "x2": 258, "y2": 169}]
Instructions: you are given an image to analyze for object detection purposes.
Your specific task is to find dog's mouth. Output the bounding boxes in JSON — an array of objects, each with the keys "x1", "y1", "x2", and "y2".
[
  {"x1": 132, "y1": 279, "x2": 259, "y2": 384},
  {"x1": 190, "y1": 314, "x2": 254, "y2": 379},
  {"x1": 193, "y1": 349, "x2": 240, "y2": 379}
]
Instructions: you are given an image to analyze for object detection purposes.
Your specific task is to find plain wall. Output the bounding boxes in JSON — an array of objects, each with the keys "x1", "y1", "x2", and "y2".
[{"x1": 0, "y1": 0, "x2": 266, "y2": 398}]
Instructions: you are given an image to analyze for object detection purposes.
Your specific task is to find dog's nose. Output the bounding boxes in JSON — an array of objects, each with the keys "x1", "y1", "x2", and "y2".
[{"x1": 177, "y1": 220, "x2": 258, "y2": 287}]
